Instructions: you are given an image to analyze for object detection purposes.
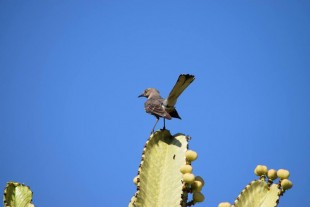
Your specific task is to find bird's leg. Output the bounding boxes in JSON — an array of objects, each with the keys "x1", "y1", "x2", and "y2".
[
  {"x1": 163, "y1": 118, "x2": 166, "y2": 130},
  {"x1": 151, "y1": 117, "x2": 159, "y2": 134}
]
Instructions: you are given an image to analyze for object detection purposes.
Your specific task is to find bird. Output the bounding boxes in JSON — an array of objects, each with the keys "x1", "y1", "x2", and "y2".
[{"x1": 138, "y1": 74, "x2": 195, "y2": 133}]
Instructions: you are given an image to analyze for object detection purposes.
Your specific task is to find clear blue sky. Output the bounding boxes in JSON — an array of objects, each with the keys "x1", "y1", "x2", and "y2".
[{"x1": 1, "y1": 1, "x2": 309, "y2": 207}]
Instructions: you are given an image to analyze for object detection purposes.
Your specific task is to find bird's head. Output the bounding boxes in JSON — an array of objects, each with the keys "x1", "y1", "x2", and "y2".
[{"x1": 138, "y1": 88, "x2": 160, "y2": 99}]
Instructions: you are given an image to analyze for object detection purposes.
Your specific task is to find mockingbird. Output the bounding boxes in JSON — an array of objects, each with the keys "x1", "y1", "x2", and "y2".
[{"x1": 138, "y1": 74, "x2": 195, "y2": 133}]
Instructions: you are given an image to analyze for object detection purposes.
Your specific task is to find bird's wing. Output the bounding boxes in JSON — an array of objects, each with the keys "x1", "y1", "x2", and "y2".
[
  {"x1": 165, "y1": 74, "x2": 195, "y2": 107},
  {"x1": 145, "y1": 99, "x2": 172, "y2": 120}
]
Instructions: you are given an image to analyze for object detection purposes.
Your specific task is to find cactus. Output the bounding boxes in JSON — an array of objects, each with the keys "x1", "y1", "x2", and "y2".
[
  {"x1": 218, "y1": 165, "x2": 293, "y2": 207},
  {"x1": 130, "y1": 130, "x2": 293, "y2": 207},
  {"x1": 2, "y1": 133, "x2": 293, "y2": 207},
  {"x1": 3, "y1": 181, "x2": 35, "y2": 207},
  {"x1": 129, "y1": 130, "x2": 204, "y2": 207}
]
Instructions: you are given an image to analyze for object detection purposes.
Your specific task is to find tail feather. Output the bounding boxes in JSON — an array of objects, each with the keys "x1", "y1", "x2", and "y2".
[
  {"x1": 169, "y1": 109, "x2": 182, "y2": 119},
  {"x1": 165, "y1": 74, "x2": 195, "y2": 107}
]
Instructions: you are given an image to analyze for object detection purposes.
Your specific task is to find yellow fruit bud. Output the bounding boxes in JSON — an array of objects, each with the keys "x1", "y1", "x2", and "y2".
[
  {"x1": 183, "y1": 173, "x2": 195, "y2": 184},
  {"x1": 192, "y1": 180, "x2": 203, "y2": 192},
  {"x1": 254, "y1": 165, "x2": 268, "y2": 176},
  {"x1": 180, "y1": 165, "x2": 193, "y2": 174},
  {"x1": 277, "y1": 169, "x2": 290, "y2": 179},
  {"x1": 186, "y1": 150, "x2": 198, "y2": 161},
  {"x1": 218, "y1": 202, "x2": 231, "y2": 207},
  {"x1": 133, "y1": 176, "x2": 139, "y2": 185},
  {"x1": 267, "y1": 169, "x2": 278, "y2": 180},
  {"x1": 281, "y1": 179, "x2": 293, "y2": 190},
  {"x1": 193, "y1": 192, "x2": 205, "y2": 202},
  {"x1": 195, "y1": 176, "x2": 205, "y2": 186}
]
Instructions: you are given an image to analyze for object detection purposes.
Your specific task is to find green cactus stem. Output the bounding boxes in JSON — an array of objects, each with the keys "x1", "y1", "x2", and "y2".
[
  {"x1": 3, "y1": 181, "x2": 35, "y2": 207},
  {"x1": 129, "y1": 130, "x2": 204, "y2": 207},
  {"x1": 219, "y1": 165, "x2": 293, "y2": 207},
  {"x1": 232, "y1": 180, "x2": 280, "y2": 207}
]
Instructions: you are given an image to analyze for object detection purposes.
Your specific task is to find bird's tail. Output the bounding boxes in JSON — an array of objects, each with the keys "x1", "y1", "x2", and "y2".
[{"x1": 165, "y1": 74, "x2": 195, "y2": 108}]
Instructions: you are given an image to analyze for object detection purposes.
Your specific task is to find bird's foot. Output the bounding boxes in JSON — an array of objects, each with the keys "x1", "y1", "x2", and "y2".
[{"x1": 160, "y1": 126, "x2": 169, "y2": 132}]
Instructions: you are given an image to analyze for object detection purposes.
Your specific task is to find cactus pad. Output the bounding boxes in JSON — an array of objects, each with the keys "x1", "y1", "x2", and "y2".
[
  {"x1": 129, "y1": 130, "x2": 189, "y2": 207},
  {"x1": 3, "y1": 181, "x2": 34, "y2": 207},
  {"x1": 232, "y1": 180, "x2": 280, "y2": 207}
]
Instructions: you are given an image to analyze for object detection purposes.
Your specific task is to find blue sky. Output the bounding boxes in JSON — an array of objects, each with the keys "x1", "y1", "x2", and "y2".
[{"x1": 0, "y1": 1, "x2": 309, "y2": 207}]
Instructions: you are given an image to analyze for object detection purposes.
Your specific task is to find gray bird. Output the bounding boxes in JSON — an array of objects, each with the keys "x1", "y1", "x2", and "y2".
[{"x1": 138, "y1": 74, "x2": 195, "y2": 133}]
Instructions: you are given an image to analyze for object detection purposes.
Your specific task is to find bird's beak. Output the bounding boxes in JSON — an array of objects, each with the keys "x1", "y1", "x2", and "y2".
[{"x1": 138, "y1": 93, "x2": 144, "y2": 98}]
